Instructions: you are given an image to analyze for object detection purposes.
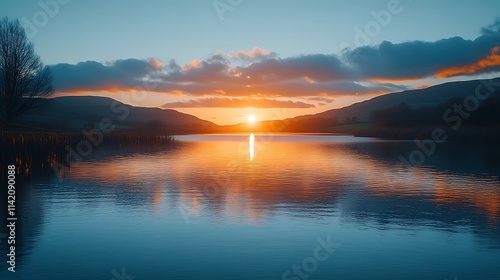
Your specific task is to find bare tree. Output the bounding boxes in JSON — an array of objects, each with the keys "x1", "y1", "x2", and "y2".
[{"x1": 0, "y1": 17, "x2": 53, "y2": 128}]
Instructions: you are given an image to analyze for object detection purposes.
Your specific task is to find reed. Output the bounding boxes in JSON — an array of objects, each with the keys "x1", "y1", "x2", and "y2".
[{"x1": 0, "y1": 131, "x2": 175, "y2": 180}]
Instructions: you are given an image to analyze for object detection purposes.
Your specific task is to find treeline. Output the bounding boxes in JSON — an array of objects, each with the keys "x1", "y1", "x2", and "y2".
[
  {"x1": 370, "y1": 94, "x2": 500, "y2": 128},
  {"x1": 138, "y1": 120, "x2": 214, "y2": 134},
  {"x1": 283, "y1": 117, "x2": 339, "y2": 132}
]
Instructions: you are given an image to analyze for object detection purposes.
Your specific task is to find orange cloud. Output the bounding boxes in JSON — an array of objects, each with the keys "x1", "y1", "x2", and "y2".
[
  {"x1": 147, "y1": 57, "x2": 164, "y2": 69},
  {"x1": 162, "y1": 97, "x2": 316, "y2": 108},
  {"x1": 435, "y1": 46, "x2": 500, "y2": 78},
  {"x1": 181, "y1": 60, "x2": 202, "y2": 72},
  {"x1": 227, "y1": 47, "x2": 276, "y2": 60}
]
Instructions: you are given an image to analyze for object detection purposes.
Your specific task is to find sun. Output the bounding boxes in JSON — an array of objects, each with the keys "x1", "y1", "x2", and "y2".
[{"x1": 248, "y1": 115, "x2": 256, "y2": 123}]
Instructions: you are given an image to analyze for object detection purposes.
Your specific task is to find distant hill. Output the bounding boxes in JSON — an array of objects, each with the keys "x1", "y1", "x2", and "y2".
[
  {"x1": 14, "y1": 96, "x2": 219, "y2": 132},
  {"x1": 313, "y1": 77, "x2": 500, "y2": 122}
]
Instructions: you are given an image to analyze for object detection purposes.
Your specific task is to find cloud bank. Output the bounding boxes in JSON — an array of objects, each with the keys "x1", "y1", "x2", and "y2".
[
  {"x1": 162, "y1": 97, "x2": 315, "y2": 108},
  {"x1": 50, "y1": 20, "x2": 500, "y2": 108}
]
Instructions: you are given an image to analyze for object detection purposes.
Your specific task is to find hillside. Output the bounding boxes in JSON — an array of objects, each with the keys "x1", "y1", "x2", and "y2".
[{"x1": 314, "y1": 77, "x2": 500, "y2": 122}]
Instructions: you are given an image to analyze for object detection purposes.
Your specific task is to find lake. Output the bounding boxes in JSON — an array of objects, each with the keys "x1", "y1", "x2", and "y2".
[{"x1": 1, "y1": 133, "x2": 500, "y2": 280}]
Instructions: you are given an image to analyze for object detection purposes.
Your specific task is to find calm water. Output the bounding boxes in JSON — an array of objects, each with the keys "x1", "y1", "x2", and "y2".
[{"x1": 1, "y1": 134, "x2": 500, "y2": 280}]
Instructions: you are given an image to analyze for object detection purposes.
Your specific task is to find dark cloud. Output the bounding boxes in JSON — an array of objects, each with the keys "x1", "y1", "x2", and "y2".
[
  {"x1": 167, "y1": 59, "x2": 181, "y2": 72},
  {"x1": 342, "y1": 35, "x2": 500, "y2": 79},
  {"x1": 305, "y1": 97, "x2": 335, "y2": 103},
  {"x1": 161, "y1": 80, "x2": 405, "y2": 97},
  {"x1": 481, "y1": 17, "x2": 500, "y2": 36},
  {"x1": 51, "y1": 58, "x2": 159, "y2": 92},
  {"x1": 50, "y1": 58, "x2": 401, "y2": 97},
  {"x1": 237, "y1": 54, "x2": 352, "y2": 84},
  {"x1": 166, "y1": 59, "x2": 230, "y2": 83}
]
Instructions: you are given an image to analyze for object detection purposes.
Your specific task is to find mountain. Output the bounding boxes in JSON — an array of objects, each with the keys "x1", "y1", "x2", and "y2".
[
  {"x1": 15, "y1": 96, "x2": 218, "y2": 132},
  {"x1": 312, "y1": 77, "x2": 500, "y2": 122}
]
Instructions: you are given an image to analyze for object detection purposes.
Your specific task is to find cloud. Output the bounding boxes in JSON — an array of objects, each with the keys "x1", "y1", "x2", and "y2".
[
  {"x1": 51, "y1": 58, "x2": 402, "y2": 97},
  {"x1": 435, "y1": 46, "x2": 500, "y2": 78},
  {"x1": 227, "y1": 47, "x2": 277, "y2": 61},
  {"x1": 147, "y1": 58, "x2": 164, "y2": 69},
  {"x1": 481, "y1": 17, "x2": 500, "y2": 36},
  {"x1": 51, "y1": 58, "x2": 161, "y2": 92},
  {"x1": 169, "y1": 80, "x2": 405, "y2": 97},
  {"x1": 342, "y1": 34, "x2": 500, "y2": 80},
  {"x1": 236, "y1": 54, "x2": 352, "y2": 84},
  {"x1": 305, "y1": 97, "x2": 335, "y2": 103},
  {"x1": 162, "y1": 97, "x2": 315, "y2": 108},
  {"x1": 170, "y1": 58, "x2": 229, "y2": 83}
]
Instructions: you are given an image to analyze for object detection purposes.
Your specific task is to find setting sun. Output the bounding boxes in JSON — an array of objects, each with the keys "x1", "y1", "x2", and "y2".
[{"x1": 248, "y1": 115, "x2": 256, "y2": 123}]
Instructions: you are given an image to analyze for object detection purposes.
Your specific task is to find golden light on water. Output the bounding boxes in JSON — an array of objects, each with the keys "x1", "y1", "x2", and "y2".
[
  {"x1": 65, "y1": 135, "x2": 500, "y2": 224},
  {"x1": 249, "y1": 133, "x2": 255, "y2": 160}
]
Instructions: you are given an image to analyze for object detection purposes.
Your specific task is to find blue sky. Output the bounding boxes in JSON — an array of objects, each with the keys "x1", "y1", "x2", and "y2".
[
  {"x1": 4, "y1": 0, "x2": 499, "y2": 65},
  {"x1": 2, "y1": 0, "x2": 500, "y2": 124}
]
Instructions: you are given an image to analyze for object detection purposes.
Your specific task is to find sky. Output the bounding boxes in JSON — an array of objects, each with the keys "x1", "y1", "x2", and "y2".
[{"x1": 2, "y1": 0, "x2": 500, "y2": 125}]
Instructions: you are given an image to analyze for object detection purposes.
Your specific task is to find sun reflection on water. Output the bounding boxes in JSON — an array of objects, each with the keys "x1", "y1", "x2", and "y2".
[{"x1": 249, "y1": 133, "x2": 255, "y2": 160}]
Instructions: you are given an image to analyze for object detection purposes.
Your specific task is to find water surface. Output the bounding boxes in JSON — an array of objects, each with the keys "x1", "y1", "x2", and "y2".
[{"x1": 1, "y1": 134, "x2": 499, "y2": 280}]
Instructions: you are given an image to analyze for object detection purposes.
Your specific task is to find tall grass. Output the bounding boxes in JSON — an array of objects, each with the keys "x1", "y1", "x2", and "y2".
[{"x1": 0, "y1": 131, "x2": 174, "y2": 180}]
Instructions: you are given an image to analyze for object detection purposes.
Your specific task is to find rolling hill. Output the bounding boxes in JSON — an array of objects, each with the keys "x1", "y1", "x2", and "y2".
[
  {"x1": 14, "y1": 96, "x2": 219, "y2": 132},
  {"x1": 313, "y1": 77, "x2": 500, "y2": 122}
]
